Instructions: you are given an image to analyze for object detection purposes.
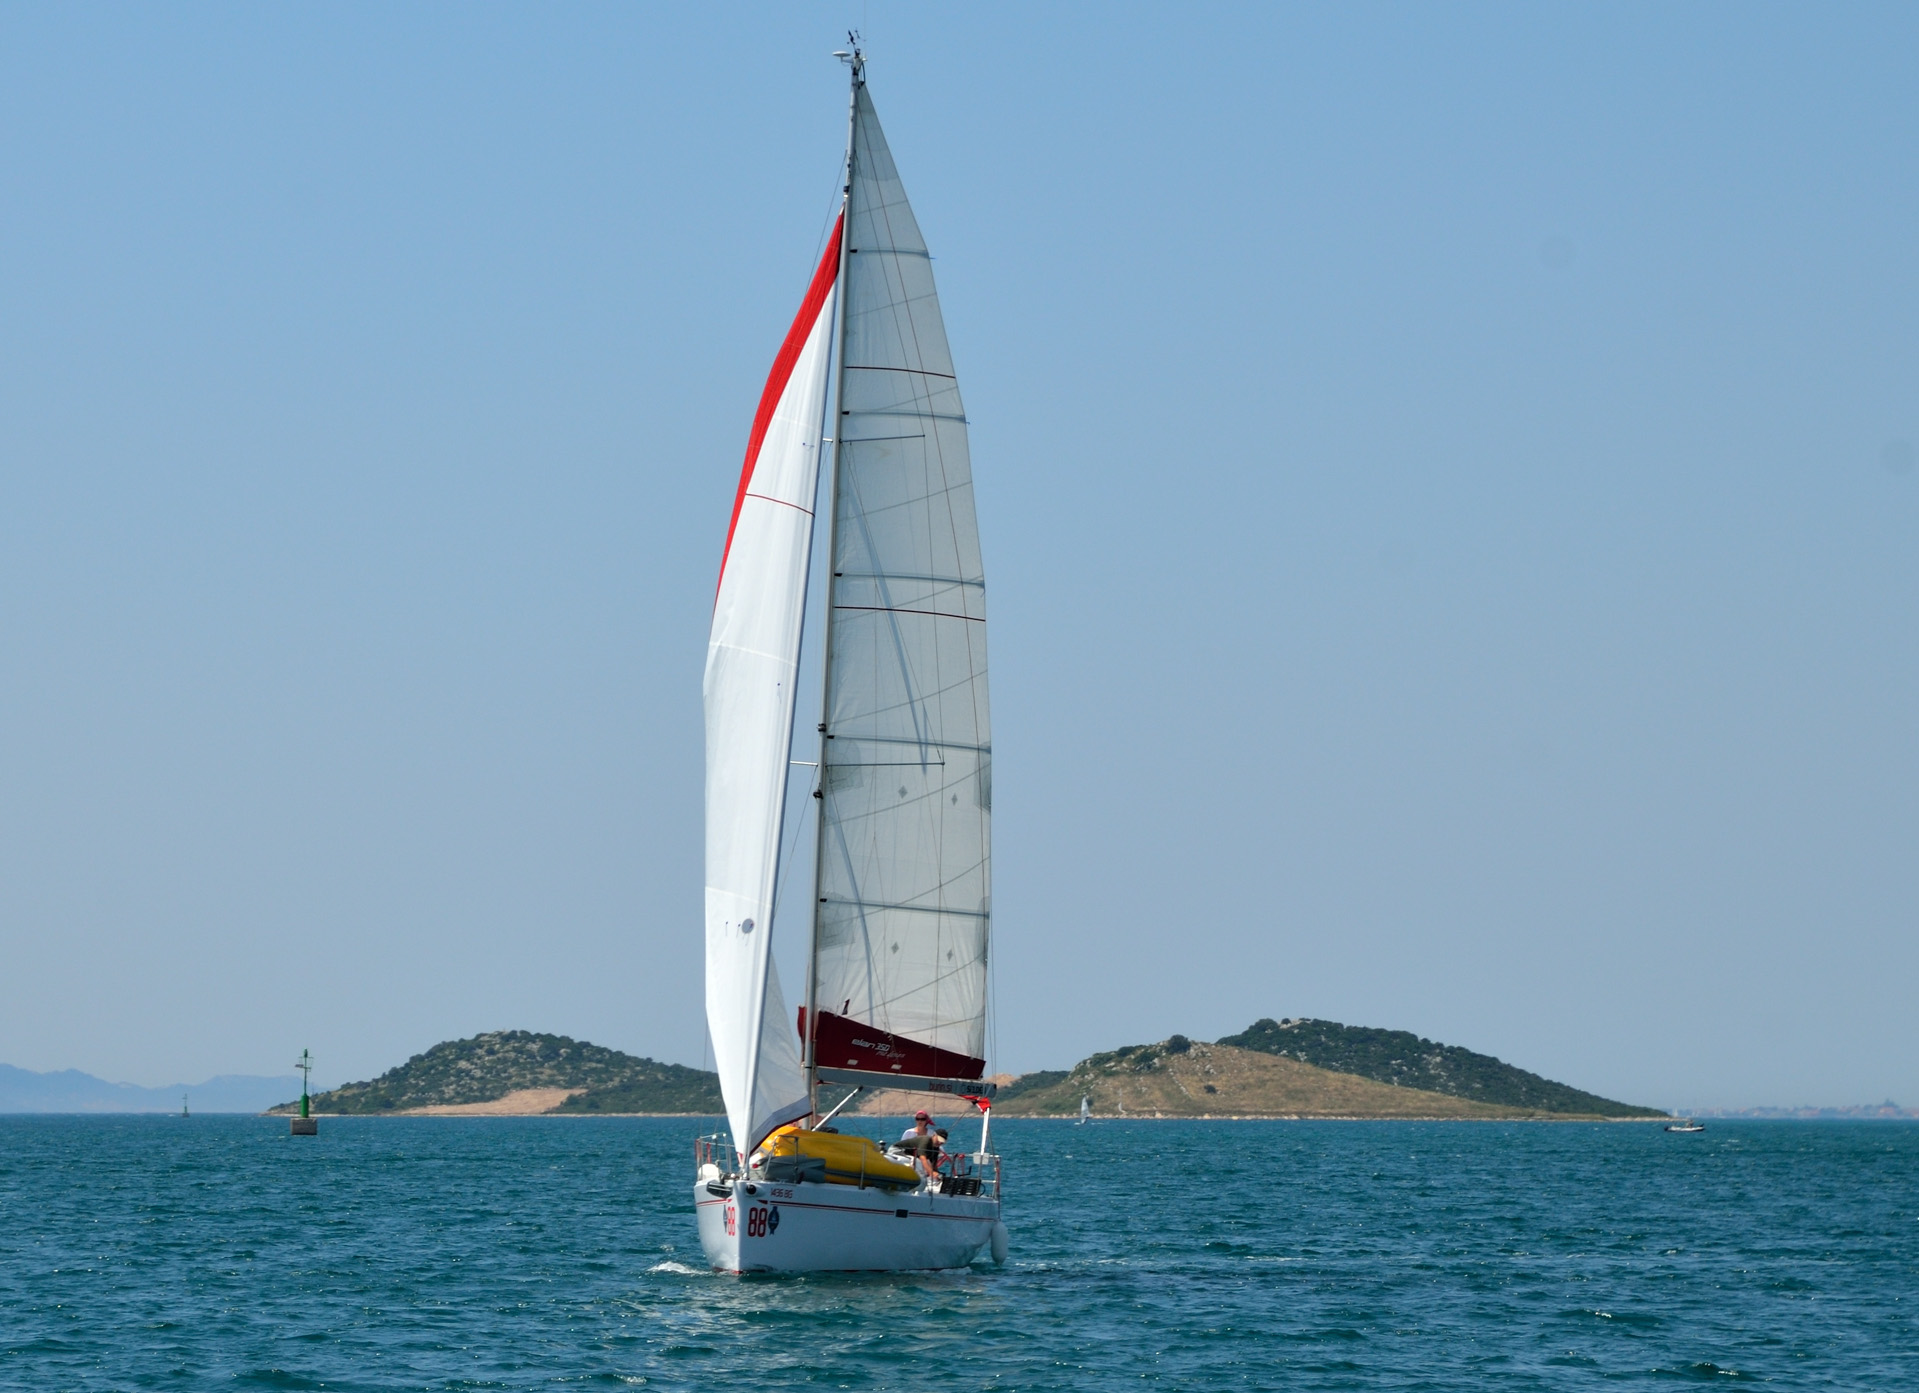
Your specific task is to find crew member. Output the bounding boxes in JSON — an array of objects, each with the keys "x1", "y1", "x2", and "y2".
[{"x1": 900, "y1": 1110, "x2": 939, "y2": 1179}]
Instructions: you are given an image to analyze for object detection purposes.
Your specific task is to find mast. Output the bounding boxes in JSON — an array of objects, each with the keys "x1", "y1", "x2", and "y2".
[{"x1": 803, "y1": 37, "x2": 864, "y2": 1111}]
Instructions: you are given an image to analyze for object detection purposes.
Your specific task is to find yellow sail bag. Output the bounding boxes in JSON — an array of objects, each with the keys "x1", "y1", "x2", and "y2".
[{"x1": 757, "y1": 1125, "x2": 920, "y2": 1189}]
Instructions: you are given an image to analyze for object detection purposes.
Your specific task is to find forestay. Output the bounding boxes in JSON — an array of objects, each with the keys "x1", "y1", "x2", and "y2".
[{"x1": 808, "y1": 85, "x2": 992, "y2": 1084}]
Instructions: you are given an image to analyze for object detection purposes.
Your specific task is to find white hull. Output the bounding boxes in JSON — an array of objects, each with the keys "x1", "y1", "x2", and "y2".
[{"x1": 695, "y1": 1177, "x2": 1000, "y2": 1273}]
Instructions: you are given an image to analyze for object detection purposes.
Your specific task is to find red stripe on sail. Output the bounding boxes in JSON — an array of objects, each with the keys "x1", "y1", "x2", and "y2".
[
  {"x1": 799, "y1": 1007, "x2": 987, "y2": 1082},
  {"x1": 717, "y1": 214, "x2": 844, "y2": 593}
]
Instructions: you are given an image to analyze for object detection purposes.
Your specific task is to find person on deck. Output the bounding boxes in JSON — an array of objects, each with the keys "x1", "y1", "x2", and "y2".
[{"x1": 900, "y1": 1111, "x2": 939, "y2": 1180}]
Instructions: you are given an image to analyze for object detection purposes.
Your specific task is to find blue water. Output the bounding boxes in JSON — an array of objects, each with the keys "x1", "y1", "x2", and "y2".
[{"x1": 1, "y1": 1117, "x2": 1914, "y2": 1389}]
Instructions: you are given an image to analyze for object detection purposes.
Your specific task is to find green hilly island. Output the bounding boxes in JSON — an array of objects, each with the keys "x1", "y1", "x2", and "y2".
[
  {"x1": 273, "y1": 1031, "x2": 722, "y2": 1115},
  {"x1": 991, "y1": 1022, "x2": 1662, "y2": 1120},
  {"x1": 1217, "y1": 1018, "x2": 1666, "y2": 1118},
  {"x1": 275, "y1": 1021, "x2": 1660, "y2": 1120}
]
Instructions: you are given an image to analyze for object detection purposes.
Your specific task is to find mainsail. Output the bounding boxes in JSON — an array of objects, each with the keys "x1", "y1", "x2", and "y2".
[
  {"x1": 804, "y1": 82, "x2": 992, "y2": 1088},
  {"x1": 703, "y1": 217, "x2": 843, "y2": 1156}
]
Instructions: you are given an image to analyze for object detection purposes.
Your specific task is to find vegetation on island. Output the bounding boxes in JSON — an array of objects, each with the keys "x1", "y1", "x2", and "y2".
[
  {"x1": 1216, "y1": 1018, "x2": 1665, "y2": 1119},
  {"x1": 271, "y1": 1031, "x2": 722, "y2": 1115}
]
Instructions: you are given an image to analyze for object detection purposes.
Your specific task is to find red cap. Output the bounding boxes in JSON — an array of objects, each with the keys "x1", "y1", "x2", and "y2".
[{"x1": 914, "y1": 1110, "x2": 930, "y2": 1120}]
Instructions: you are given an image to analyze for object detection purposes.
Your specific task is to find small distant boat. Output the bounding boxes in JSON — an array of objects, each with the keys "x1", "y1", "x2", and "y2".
[
  {"x1": 1077, "y1": 1096, "x2": 1090, "y2": 1125},
  {"x1": 1665, "y1": 1119, "x2": 1706, "y2": 1133}
]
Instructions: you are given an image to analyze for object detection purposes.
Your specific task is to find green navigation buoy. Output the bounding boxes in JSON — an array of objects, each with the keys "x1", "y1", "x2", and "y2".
[
  {"x1": 182, "y1": 1092, "x2": 189, "y2": 1118},
  {"x1": 290, "y1": 1048, "x2": 318, "y2": 1135}
]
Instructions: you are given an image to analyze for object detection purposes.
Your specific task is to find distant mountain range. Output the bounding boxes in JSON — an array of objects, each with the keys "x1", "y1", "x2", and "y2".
[
  {"x1": 1693, "y1": 1102, "x2": 1919, "y2": 1120},
  {"x1": 0, "y1": 1064, "x2": 302, "y2": 1114}
]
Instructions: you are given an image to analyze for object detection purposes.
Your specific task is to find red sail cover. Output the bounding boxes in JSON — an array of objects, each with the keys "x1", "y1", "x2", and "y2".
[{"x1": 800, "y1": 1009, "x2": 987, "y2": 1082}]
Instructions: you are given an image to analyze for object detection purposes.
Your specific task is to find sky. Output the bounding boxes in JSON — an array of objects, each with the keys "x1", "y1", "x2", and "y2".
[{"x1": 1, "y1": 4, "x2": 1913, "y2": 1111}]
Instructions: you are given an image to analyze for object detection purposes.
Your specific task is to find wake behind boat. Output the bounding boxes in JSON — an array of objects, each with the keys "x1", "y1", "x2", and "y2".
[{"x1": 694, "y1": 42, "x2": 1004, "y2": 1275}]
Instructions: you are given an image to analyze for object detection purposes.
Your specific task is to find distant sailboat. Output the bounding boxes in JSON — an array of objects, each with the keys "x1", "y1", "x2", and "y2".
[
  {"x1": 694, "y1": 40, "x2": 1003, "y2": 1275},
  {"x1": 1077, "y1": 1096, "x2": 1090, "y2": 1125}
]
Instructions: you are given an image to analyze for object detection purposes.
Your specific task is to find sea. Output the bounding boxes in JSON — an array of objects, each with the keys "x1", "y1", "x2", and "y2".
[{"x1": 1, "y1": 1115, "x2": 1913, "y2": 1390}]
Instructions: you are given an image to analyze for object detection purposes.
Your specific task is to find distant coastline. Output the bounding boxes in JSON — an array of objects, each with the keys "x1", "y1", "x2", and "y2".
[
  {"x1": 1691, "y1": 1103, "x2": 1919, "y2": 1121},
  {"x1": 24, "y1": 1023, "x2": 1904, "y2": 1121},
  {"x1": 258, "y1": 1021, "x2": 1674, "y2": 1122}
]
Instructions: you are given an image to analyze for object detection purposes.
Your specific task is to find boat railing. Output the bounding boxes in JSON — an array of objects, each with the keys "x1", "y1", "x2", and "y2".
[
  {"x1": 929, "y1": 1149, "x2": 1001, "y2": 1200},
  {"x1": 875, "y1": 1136, "x2": 1003, "y2": 1198},
  {"x1": 694, "y1": 1132, "x2": 735, "y2": 1177}
]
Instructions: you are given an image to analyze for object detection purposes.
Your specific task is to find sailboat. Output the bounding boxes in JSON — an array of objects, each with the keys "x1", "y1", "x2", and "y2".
[
  {"x1": 1078, "y1": 1095, "x2": 1091, "y2": 1125},
  {"x1": 694, "y1": 43, "x2": 1005, "y2": 1274}
]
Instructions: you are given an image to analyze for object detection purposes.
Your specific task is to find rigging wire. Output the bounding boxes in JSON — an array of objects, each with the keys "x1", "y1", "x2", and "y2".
[{"x1": 809, "y1": 153, "x2": 846, "y2": 270}]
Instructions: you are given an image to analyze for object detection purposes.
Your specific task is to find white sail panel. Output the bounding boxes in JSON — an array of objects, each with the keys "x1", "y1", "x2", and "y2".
[
  {"x1": 811, "y1": 86, "x2": 991, "y2": 1076},
  {"x1": 705, "y1": 219, "x2": 842, "y2": 1155}
]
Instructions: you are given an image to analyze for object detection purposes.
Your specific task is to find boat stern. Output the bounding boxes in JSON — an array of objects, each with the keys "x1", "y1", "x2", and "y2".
[
  {"x1": 694, "y1": 1178, "x2": 743, "y2": 1272},
  {"x1": 693, "y1": 1173, "x2": 998, "y2": 1274}
]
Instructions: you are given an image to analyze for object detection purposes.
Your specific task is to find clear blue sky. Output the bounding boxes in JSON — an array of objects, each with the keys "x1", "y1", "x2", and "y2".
[{"x1": 1, "y1": 4, "x2": 1912, "y2": 1110}]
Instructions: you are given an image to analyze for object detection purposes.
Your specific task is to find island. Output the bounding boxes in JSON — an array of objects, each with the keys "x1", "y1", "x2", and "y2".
[
  {"x1": 268, "y1": 1031, "x2": 722, "y2": 1116},
  {"x1": 988, "y1": 1020, "x2": 1664, "y2": 1119}
]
